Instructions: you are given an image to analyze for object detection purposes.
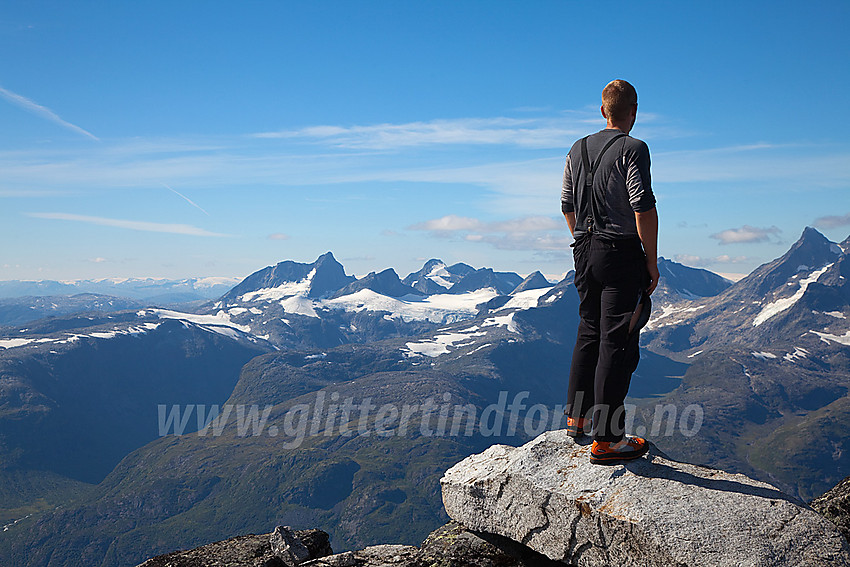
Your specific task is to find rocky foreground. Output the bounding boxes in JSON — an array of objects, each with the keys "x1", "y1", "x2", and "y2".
[
  {"x1": 442, "y1": 430, "x2": 850, "y2": 566},
  {"x1": 138, "y1": 430, "x2": 850, "y2": 567}
]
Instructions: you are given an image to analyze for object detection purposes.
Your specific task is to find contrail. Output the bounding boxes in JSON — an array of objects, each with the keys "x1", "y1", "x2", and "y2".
[
  {"x1": 27, "y1": 212, "x2": 227, "y2": 237},
  {"x1": 162, "y1": 183, "x2": 210, "y2": 216},
  {"x1": 0, "y1": 85, "x2": 99, "y2": 141}
]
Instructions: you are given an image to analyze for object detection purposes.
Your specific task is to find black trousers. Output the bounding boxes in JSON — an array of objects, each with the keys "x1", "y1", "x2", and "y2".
[{"x1": 567, "y1": 233, "x2": 646, "y2": 442}]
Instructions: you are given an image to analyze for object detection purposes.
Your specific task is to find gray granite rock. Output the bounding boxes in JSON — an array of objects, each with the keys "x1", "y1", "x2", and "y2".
[
  {"x1": 301, "y1": 544, "x2": 420, "y2": 566},
  {"x1": 272, "y1": 525, "x2": 312, "y2": 565},
  {"x1": 812, "y1": 475, "x2": 850, "y2": 543},
  {"x1": 135, "y1": 527, "x2": 331, "y2": 567},
  {"x1": 441, "y1": 430, "x2": 850, "y2": 567}
]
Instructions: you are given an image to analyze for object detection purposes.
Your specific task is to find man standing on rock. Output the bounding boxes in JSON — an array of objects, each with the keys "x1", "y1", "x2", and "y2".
[{"x1": 561, "y1": 79, "x2": 659, "y2": 464}]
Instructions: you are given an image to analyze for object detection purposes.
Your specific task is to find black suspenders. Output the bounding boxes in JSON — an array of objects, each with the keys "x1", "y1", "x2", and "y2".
[{"x1": 580, "y1": 133, "x2": 626, "y2": 233}]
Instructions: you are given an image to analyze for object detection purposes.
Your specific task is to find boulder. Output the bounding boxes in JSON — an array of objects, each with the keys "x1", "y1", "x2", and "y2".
[
  {"x1": 135, "y1": 527, "x2": 331, "y2": 567},
  {"x1": 271, "y1": 525, "x2": 312, "y2": 565},
  {"x1": 441, "y1": 430, "x2": 850, "y2": 566},
  {"x1": 812, "y1": 475, "x2": 850, "y2": 543}
]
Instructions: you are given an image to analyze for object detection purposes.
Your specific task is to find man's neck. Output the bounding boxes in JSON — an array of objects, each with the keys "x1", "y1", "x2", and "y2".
[{"x1": 606, "y1": 121, "x2": 631, "y2": 134}]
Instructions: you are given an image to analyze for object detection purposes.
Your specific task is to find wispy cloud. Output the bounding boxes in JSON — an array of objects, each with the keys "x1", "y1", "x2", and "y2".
[
  {"x1": 0, "y1": 85, "x2": 99, "y2": 141},
  {"x1": 162, "y1": 183, "x2": 209, "y2": 215},
  {"x1": 814, "y1": 212, "x2": 850, "y2": 229},
  {"x1": 26, "y1": 212, "x2": 229, "y2": 237},
  {"x1": 709, "y1": 225, "x2": 782, "y2": 245},
  {"x1": 252, "y1": 116, "x2": 590, "y2": 149},
  {"x1": 267, "y1": 232, "x2": 290, "y2": 240},
  {"x1": 409, "y1": 214, "x2": 569, "y2": 251},
  {"x1": 653, "y1": 143, "x2": 850, "y2": 186},
  {"x1": 673, "y1": 254, "x2": 751, "y2": 266}
]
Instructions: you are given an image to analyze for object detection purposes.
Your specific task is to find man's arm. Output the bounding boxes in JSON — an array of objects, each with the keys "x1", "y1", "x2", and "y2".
[
  {"x1": 564, "y1": 212, "x2": 576, "y2": 236},
  {"x1": 635, "y1": 207, "x2": 659, "y2": 294}
]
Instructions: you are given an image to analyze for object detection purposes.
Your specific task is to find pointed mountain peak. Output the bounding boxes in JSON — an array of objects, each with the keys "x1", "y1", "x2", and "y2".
[
  {"x1": 314, "y1": 251, "x2": 340, "y2": 266},
  {"x1": 217, "y1": 252, "x2": 354, "y2": 302},
  {"x1": 446, "y1": 262, "x2": 475, "y2": 277},
  {"x1": 731, "y1": 227, "x2": 841, "y2": 298},
  {"x1": 795, "y1": 226, "x2": 832, "y2": 249},
  {"x1": 423, "y1": 258, "x2": 445, "y2": 270},
  {"x1": 403, "y1": 259, "x2": 464, "y2": 294},
  {"x1": 511, "y1": 271, "x2": 552, "y2": 294},
  {"x1": 330, "y1": 268, "x2": 423, "y2": 299},
  {"x1": 449, "y1": 268, "x2": 523, "y2": 295},
  {"x1": 655, "y1": 257, "x2": 731, "y2": 300},
  {"x1": 306, "y1": 253, "x2": 355, "y2": 298}
]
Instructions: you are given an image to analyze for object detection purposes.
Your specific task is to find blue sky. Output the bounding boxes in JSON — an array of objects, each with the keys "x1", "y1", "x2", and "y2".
[{"x1": 1, "y1": 1, "x2": 848, "y2": 282}]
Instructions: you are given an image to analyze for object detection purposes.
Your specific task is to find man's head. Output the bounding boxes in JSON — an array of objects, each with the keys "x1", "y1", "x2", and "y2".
[{"x1": 601, "y1": 79, "x2": 638, "y2": 133}]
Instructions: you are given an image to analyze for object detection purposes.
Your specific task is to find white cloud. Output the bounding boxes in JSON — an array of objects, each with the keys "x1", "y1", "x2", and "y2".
[
  {"x1": 0, "y1": 85, "x2": 99, "y2": 141},
  {"x1": 267, "y1": 233, "x2": 290, "y2": 240},
  {"x1": 814, "y1": 212, "x2": 850, "y2": 228},
  {"x1": 409, "y1": 215, "x2": 483, "y2": 232},
  {"x1": 251, "y1": 116, "x2": 589, "y2": 150},
  {"x1": 653, "y1": 144, "x2": 850, "y2": 186},
  {"x1": 26, "y1": 212, "x2": 229, "y2": 237},
  {"x1": 674, "y1": 254, "x2": 750, "y2": 266},
  {"x1": 709, "y1": 225, "x2": 782, "y2": 245},
  {"x1": 88, "y1": 257, "x2": 108, "y2": 263},
  {"x1": 409, "y1": 214, "x2": 570, "y2": 251}
]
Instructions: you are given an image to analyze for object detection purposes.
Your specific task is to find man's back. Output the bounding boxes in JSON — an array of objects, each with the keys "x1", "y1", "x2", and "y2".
[{"x1": 561, "y1": 128, "x2": 655, "y2": 241}]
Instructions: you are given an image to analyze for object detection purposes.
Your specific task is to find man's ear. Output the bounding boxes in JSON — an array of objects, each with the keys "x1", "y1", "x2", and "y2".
[{"x1": 600, "y1": 105, "x2": 608, "y2": 119}]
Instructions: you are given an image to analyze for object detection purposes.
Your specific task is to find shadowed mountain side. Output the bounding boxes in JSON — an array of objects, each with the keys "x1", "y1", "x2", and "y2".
[
  {"x1": 0, "y1": 319, "x2": 268, "y2": 484},
  {"x1": 3, "y1": 317, "x2": 581, "y2": 567}
]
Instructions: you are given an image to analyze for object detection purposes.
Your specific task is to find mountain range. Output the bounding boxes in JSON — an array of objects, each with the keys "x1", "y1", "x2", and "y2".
[{"x1": 0, "y1": 228, "x2": 848, "y2": 567}]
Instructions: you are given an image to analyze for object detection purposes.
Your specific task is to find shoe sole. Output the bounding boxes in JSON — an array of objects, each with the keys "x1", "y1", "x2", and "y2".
[
  {"x1": 565, "y1": 427, "x2": 586, "y2": 438},
  {"x1": 589, "y1": 444, "x2": 649, "y2": 465}
]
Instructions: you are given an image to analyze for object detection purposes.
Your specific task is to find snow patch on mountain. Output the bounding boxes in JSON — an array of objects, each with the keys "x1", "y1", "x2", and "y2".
[
  {"x1": 238, "y1": 269, "x2": 316, "y2": 302},
  {"x1": 811, "y1": 330, "x2": 850, "y2": 346},
  {"x1": 280, "y1": 296, "x2": 319, "y2": 318},
  {"x1": 752, "y1": 351, "x2": 777, "y2": 361},
  {"x1": 753, "y1": 264, "x2": 833, "y2": 327},
  {"x1": 482, "y1": 312, "x2": 520, "y2": 333},
  {"x1": 403, "y1": 327, "x2": 488, "y2": 358},
  {"x1": 784, "y1": 347, "x2": 810, "y2": 362},
  {"x1": 497, "y1": 287, "x2": 553, "y2": 311},
  {"x1": 646, "y1": 304, "x2": 706, "y2": 330},
  {"x1": 0, "y1": 338, "x2": 41, "y2": 349},
  {"x1": 325, "y1": 288, "x2": 499, "y2": 324},
  {"x1": 151, "y1": 309, "x2": 251, "y2": 333},
  {"x1": 424, "y1": 262, "x2": 453, "y2": 289},
  {"x1": 0, "y1": 323, "x2": 163, "y2": 349}
]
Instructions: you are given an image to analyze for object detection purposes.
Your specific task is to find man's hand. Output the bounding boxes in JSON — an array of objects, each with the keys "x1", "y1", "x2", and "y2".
[
  {"x1": 635, "y1": 208, "x2": 659, "y2": 294},
  {"x1": 564, "y1": 212, "x2": 576, "y2": 236},
  {"x1": 645, "y1": 257, "x2": 659, "y2": 295}
]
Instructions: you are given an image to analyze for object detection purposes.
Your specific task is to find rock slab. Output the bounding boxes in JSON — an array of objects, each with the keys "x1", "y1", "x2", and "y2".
[
  {"x1": 441, "y1": 429, "x2": 850, "y2": 567},
  {"x1": 812, "y1": 475, "x2": 850, "y2": 544}
]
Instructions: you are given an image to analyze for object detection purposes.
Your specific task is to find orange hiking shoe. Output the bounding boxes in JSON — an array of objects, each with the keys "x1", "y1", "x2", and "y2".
[
  {"x1": 566, "y1": 417, "x2": 590, "y2": 438},
  {"x1": 590, "y1": 435, "x2": 649, "y2": 465}
]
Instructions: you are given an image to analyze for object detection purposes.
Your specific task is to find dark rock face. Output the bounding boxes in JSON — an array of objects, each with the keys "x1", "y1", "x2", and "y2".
[
  {"x1": 136, "y1": 527, "x2": 331, "y2": 567},
  {"x1": 136, "y1": 521, "x2": 551, "y2": 567},
  {"x1": 331, "y1": 269, "x2": 422, "y2": 299},
  {"x1": 510, "y1": 272, "x2": 551, "y2": 294},
  {"x1": 449, "y1": 269, "x2": 522, "y2": 296},
  {"x1": 655, "y1": 256, "x2": 732, "y2": 300},
  {"x1": 220, "y1": 252, "x2": 355, "y2": 303},
  {"x1": 812, "y1": 475, "x2": 850, "y2": 543}
]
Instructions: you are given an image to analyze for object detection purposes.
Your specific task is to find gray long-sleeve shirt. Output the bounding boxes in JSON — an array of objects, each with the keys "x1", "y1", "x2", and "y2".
[{"x1": 561, "y1": 128, "x2": 655, "y2": 240}]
